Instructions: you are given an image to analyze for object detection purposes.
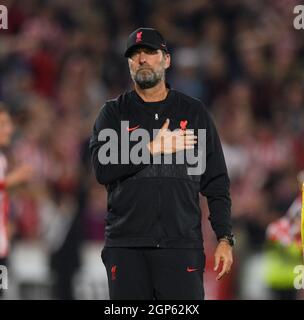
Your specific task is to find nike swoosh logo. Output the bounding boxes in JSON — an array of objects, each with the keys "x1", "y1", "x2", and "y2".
[
  {"x1": 187, "y1": 267, "x2": 198, "y2": 272},
  {"x1": 126, "y1": 125, "x2": 140, "y2": 132}
]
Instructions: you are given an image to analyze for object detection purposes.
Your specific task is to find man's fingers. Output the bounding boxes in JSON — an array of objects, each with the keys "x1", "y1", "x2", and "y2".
[
  {"x1": 216, "y1": 259, "x2": 227, "y2": 280},
  {"x1": 179, "y1": 129, "x2": 195, "y2": 135},
  {"x1": 160, "y1": 118, "x2": 170, "y2": 131},
  {"x1": 175, "y1": 140, "x2": 196, "y2": 149},
  {"x1": 159, "y1": 125, "x2": 198, "y2": 153},
  {"x1": 176, "y1": 134, "x2": 197, "y2": 143},
  {"x1": 175, "y1": 139, "x2": 197, "y2": 147},
  {"x1": 216, "y1": 257, "x2": 232, "y2": 281},
  {"x1": 184, "y1": 145, "x2": 195, "y2": 149},
  {"x1": 214, "y1": 254, "x2": 220, "y2": 271},
  {"x1": 177, "y1": 132, "x2": 197, "y2": 139},
  {"x1": 182, "y1": 133, "x2": 197, "y2": 139},
  {"x1": 216, "y1": 271, "x2": 225, "y2": 281},
  {"x1": 174, "y1": 145, "x2": 195, "y2": 152},
  {"x1": 183, "y1": 136, "x2": 197, "y2": 143}
]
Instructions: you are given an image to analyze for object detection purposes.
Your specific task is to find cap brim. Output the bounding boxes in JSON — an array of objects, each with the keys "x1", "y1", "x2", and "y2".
[{"x1": 124, "y1": 43, "x2": 161, "y2": 58}]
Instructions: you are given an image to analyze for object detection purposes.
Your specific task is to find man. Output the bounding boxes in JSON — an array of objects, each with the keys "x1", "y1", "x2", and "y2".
[
  {"x1": 90, "y1": 28, "x2": 234, "y2": 300},
  {"x1": 264, "y1": 171, "x2": 304, "y2": 300},
  {"x1": 0, "y1": 103, "x2": 32, "y2": 297}
]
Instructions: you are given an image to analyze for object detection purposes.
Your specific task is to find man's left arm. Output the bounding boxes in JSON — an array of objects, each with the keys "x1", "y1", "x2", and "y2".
[{"x1": 199, "y1": 109, "x2": 234, "y2": 280}]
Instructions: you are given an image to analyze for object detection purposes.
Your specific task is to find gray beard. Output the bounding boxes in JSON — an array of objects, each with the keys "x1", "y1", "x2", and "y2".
[{"x1": 133, "y1": 68, "x2": 163, "y2": 89}]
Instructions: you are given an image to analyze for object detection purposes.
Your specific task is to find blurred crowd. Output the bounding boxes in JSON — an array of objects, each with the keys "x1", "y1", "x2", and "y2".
[{"x1": 0, "y1": 0, "x2": 304, "y2": 299}]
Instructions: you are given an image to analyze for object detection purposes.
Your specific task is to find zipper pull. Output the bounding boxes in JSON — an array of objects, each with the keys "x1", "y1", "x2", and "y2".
[{"x1": 155, "y1": 113, "x2": 158, "y2": 120}]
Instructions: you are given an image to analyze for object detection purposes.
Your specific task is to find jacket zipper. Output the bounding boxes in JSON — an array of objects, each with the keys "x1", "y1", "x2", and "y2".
[{"x1": 156, "y1": 178, "x2": 161, "y2": 247}]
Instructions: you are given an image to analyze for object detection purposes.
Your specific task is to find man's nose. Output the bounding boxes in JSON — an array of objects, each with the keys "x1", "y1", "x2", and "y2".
[{"x1": 138, "y1": 51, "x2": 147, "y2": 64}]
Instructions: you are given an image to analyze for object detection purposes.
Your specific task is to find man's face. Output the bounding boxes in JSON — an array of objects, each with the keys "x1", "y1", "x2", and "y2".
[
  {"x1": 0, "y1": 111, "x2": 14, "y2": 147},
  {"x1": 128, "y1": 46, "x2": 170, "y2": 89}
]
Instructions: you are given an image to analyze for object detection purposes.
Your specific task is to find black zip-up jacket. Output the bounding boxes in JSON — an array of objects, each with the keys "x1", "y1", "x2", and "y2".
[{"x1": 89, "y1": 88, "x2": 232, "y2": 248}]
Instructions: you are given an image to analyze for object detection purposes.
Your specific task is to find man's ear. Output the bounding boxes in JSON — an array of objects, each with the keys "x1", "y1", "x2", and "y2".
[{"x1": 164, "y1": 53, "x2": 171, "y2": 69}]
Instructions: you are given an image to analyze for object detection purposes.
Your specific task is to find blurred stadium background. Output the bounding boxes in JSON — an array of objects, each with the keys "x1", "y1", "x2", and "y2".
[{"x1": 0, "y1": 0, "x2": 304, "y2": 300}]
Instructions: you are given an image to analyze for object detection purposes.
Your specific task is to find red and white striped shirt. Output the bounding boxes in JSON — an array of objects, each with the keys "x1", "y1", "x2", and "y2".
[
  {"x1": 0, "y1": 151, "x2": 9, "y2": 258},
  {"x1": 266, "y1": 195, "x2": 302, "y2": 247}
]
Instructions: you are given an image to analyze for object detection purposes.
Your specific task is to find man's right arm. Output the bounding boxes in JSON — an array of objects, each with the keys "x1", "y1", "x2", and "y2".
[
  {"x1": 90, "y1": 106, "x2": 198, "y2": 185},
  {"x1": 0, "y1": 165, "x2": 33, "y2": 190},
  {"x1": 89, "y1": 103, "x2": 150, "y2": 186}
]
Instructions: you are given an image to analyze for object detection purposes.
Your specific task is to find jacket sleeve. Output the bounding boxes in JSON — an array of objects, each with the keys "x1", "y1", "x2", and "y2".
[
  {"x1": 199, "y1": 109, "x2": 232, "y2": 240},
  {"x1": 89, "y1": 103, "x2": 150, "y2": 186}
]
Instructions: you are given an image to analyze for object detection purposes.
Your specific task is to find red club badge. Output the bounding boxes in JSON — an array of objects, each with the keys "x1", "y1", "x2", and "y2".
[
  {"x1": 136, "y1": 31, "x2": 142, "y2": 43},
  {"x1": 180, "y1": 120, "x2": 188, "y2": 130},
  {"x1": 111, "y1": 265, "x2": 117, "y2": 280}
]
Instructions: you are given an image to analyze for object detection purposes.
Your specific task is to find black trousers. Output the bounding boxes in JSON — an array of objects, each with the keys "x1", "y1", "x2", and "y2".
[
  {"x1": 0, "y1": 257, "x2": 7, "y2": 298},
  {"x1": 101, "y1": 247, "x2": 205, "y2": 300}
]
